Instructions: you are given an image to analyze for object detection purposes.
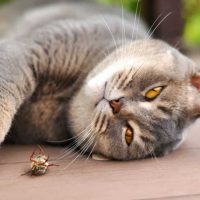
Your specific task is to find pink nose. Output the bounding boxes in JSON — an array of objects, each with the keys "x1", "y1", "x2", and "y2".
[{"x1": 109, "y1": 99, "x2": 122, "y2": 113}]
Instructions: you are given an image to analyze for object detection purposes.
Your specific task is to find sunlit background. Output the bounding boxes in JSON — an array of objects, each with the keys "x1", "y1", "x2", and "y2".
[
  {"x1": 98, "y1": 0, "x2": 200, "y2": 47},
  {"x1": 0, "y1": 0, "x2": 200, "y2": 48}
]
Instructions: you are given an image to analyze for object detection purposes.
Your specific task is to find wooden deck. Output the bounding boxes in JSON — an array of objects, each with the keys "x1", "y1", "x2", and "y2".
[{"x1": 1, "y1": 118, "x2": 200, "y2": 200}]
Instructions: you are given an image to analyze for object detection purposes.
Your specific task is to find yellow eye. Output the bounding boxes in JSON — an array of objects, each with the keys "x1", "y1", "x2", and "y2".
[
  {"x1": 145, "y1": 86, "x2": 163, "y2": 100},
  {"x1": 125, "y1": 125, "x2": 134, "y2": 146}
]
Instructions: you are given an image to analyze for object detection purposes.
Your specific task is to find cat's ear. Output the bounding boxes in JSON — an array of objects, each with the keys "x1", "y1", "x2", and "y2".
[
  {"x1": 191, "y1": 74, "x2": 200, "y2": 91},
  {"x1": 188, "y1": 73, "x2": 200, "y2": 118}
]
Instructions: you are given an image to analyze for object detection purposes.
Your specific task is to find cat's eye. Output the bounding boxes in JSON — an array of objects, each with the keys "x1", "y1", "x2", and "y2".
[
  {"x1": 125, "y1": 125, "x2": 134, "y2": 146},
  {"x1": 145, "y1": 86, "x2": 163, "y2": 100}
]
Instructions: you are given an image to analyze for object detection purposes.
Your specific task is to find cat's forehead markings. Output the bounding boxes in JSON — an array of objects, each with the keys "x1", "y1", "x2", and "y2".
[{"x1": 87, "y1": 58, "x2": 141, "y2": 88}]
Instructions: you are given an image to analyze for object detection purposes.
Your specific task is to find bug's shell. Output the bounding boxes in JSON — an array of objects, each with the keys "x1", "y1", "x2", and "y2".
[
  {"x1": 30, "y1": 154, "x2": 49, "y2": 175},
  {"x1": 31, "y1": 162, "x2": 49, "y2": 175}
]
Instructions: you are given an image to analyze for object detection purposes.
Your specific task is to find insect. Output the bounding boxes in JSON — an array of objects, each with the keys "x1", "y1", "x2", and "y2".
[{"x1": 22, "y1": 145, "x2": 58, "y2": 176}]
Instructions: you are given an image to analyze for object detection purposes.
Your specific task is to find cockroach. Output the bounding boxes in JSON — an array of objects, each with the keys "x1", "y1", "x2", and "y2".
[{"x1": 22, "y1": 145, "x2": 58, "y2": 176}]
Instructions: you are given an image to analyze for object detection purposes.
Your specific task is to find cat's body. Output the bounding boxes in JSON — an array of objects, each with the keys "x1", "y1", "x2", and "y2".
[
  {"x1": 0, "y1": 1, "x2": 200, "y2": 160},
  {"x1": 5, "y1": 2, "x2": 146, "y2": 143}
]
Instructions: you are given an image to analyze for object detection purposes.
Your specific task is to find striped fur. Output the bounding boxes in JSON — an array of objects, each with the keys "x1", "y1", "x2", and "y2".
[{"x1": 0, "y1": 2, "x2": 199, "y2": 160}]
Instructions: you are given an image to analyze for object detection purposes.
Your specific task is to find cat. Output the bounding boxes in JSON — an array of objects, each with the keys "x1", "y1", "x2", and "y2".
[{"x1": 0, "y1": 0, "x2": 200, "y2": 160}]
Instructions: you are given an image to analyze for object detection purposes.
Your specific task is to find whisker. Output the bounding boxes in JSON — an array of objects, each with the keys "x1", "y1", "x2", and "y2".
[
  {"x1": 54, "y1": 110, "x2": 102, "y2": 160},
  {"x1": 145, "y1": 13, "x2": 163, "y2": 39},
  {"x1": 147, "y1": 12, "x2": 173, "y2": 39},
  {"x1": 55, "y1": 127, "x2": 93, "y2": 160},
  {"x1": 46, "y1": 122, "x2": 94, "y2": 144},
  {"x1": 141, "y1": 141, "x2": 163, "y2": 170},
  {"x1": 63, "y1": 133, "x2": 95, "y2": 169},
  {"x1": 150, "y1": 150, "x2": 164, "y2": 171},
  {"x1": 63, "y1": 114, "x2": 108, "y2": 164},
  {"x1": 62, "y1": 130, "x2": 95, "y2": 160},
  {"x1": 101, "y1": 16, "x2": 118, "y2": 50},
  {"x1": 85, "y1": 141, "x2": 97, "y2": 161},
  {"x1": 131, "y1": 0, "x2": 140, "y2": 41},
  {"x1": 53, "y1": 120, "x2": 95, "y2": 160},
  {"x1": 50, "y1": 110, "x2": 100, "y2": 145},
  {"x1": 174, "y1": 40, "x2": 181, "y2": 49},
  {"x1": 135, "y1": 0, "x2": 142, "y2": 42},
  {"x1": 120, "y1": 0, "x2": 126, "y2": 46}
]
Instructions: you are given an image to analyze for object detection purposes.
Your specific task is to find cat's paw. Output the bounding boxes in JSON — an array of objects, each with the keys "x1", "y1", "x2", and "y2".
[
  {"x1": 0, "y1": 116, "x2": 13, "y2": 144},
  {"x1": 0, "y1": 99, "x2": 16, "y2": 144}
]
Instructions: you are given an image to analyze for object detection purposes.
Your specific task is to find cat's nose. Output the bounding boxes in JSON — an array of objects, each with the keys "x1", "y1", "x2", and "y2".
[{"x1": 109, "y1": 99, "x2": 122, "y2": 114}]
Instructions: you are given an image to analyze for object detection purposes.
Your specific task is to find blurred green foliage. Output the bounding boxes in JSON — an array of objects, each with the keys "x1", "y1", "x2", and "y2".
[
  {"x1": 0, "y1": 0, "x2": 12, "y2": 5},
  {"x1": 99, "y1": 0, "x2": 200, "y2": 47},
  {"x1": 184, "y1": 0, "x2": 200, "y2": 46},
  {"x1": 97, "y1": 0, "x2": 138, "y2": 12},
  {"x1": 0, "y1": 0, "x2": 199, "y2": 46}
]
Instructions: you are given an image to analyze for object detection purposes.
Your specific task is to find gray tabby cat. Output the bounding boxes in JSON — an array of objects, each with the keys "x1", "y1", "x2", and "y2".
[{"x1": 0, "y1": 1, "x2": 199, "y2": 160}]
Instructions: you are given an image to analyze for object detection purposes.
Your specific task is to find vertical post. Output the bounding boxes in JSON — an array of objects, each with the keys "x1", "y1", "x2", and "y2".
[{"x1": 142, "y1": 0, "x2": 184, "y2": 49}]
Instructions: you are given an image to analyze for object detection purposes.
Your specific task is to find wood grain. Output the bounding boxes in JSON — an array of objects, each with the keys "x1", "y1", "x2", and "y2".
[{"x1": 1, "y1": 119, "x2": 200, "y2": 200}]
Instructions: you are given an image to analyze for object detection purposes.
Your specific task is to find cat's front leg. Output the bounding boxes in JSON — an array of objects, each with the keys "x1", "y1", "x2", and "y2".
[
  {"x1": 0, "y1": 41, "x2": 36, "y2": 143},
  {"x1": 0, "y1": 89, "x2": 18, "y2": 143}
]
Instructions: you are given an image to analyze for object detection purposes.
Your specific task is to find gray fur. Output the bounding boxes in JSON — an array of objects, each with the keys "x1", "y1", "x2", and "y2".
[{"x1": 0, "y1": 2, "x2": 199, "y2": 160}]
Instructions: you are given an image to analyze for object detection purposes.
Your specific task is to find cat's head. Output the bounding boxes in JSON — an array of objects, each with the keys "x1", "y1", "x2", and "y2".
[{"x1": 69, "y1": 39, "x2": 200, "y2": 160}]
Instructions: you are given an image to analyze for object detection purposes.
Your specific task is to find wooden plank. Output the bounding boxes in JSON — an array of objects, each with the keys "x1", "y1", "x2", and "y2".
[{"x1": 1, "y1": 118, "x2": 200, "y2": 200}]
